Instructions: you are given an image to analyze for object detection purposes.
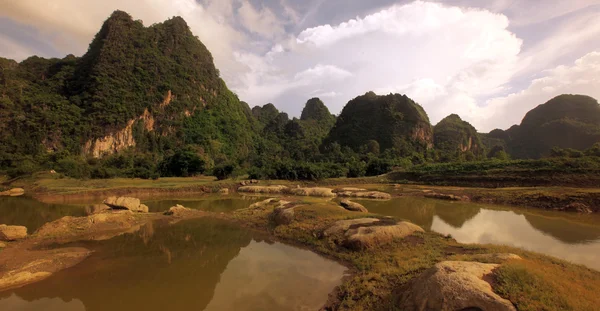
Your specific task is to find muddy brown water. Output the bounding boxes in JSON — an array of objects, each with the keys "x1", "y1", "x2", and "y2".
[
  {"x1": 2, "y1": 193, "x2": 600, "y2": 310},
  {"x1": 0, "y1": 217, "x2": 347, "y2": 311},
  {"x1": 356, "y1": 197, "x2": 600, "y2": 270}
]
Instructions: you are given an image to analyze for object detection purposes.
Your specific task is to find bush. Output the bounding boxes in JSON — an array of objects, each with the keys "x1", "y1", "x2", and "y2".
[
  {"x1": 212, "y1": 163, "x2": 236, "y2": 180},
  {"x1": 159, "y1": 149, "x2": 206, "y2": 177},
  {"x1": 56, "y1": 157, "x2": 91, "y2": 179}
]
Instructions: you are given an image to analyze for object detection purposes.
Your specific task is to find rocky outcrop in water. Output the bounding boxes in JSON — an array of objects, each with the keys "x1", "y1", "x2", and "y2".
[
  {"x1": 0, "y1": 188, "x2": 25, "y2": 197},
  {"x1": 103, "y1": 196, "x2": 149, "y2": 213},
  {"x1": 339, "y1": 199, "x2": 368, "y2": 213},
  {"x1": 337, "y1": 191, "x2": 392, "y2": 199},
  {"x1": 0, "y1": 225, "x2": 27, "y2": 241}
]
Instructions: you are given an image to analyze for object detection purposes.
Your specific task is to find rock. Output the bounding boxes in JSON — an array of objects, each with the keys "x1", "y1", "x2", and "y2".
[
  {"x1": 219, "y1": 188, "x2": 229, "y2": 195},
  {"x1": 250, "y1": 179, "x2": 259, "y2": 184},
  {"x1": 398, "y1": 261, "x2": 516, "y2": 311},
  {"x1": 287, "y1": 187, "x2": 336, "y2": 197},
  {"x1": 272, "y1": 205, "x2": 295, "y2": 225},
  {"x1": 85, "y1": 204, "x2": 111, "y2": 215},
  {"x1": 337, "y1": 191, "x2": 392, "y2": 200},
  {"x1": 334, "y1": 187, "x2": 367, "y2": 193},
  {"x1": 103, "y1": 196, "x2": 149, "y2": 213},
  {"x1": 344, "y1": 222, "x2": 424, "y2": 249},
  {"x1": 563, "y1": 202, "x2": 592, "y2": 214},
  {"x1": 0, "y1": 242, "x2": 6, "y2": 248},
  {"x1": 0, "y1": 225, "x2": 27, "y2": 241},
  {"x1": 163, "y1": 204, "x2": 200, "y2": 217},
  {"x1": 339, "y1": 199, "x2": 368, "y2": 213},
  {"x1": 0, "y1": 188, "x2": 25, "y2": 197},
  {"x1": 50, "y1": 170, "x2": 57, "y2": 174},
  {"x1": 424, "y1": 193, "x2": 469, "y2": 201},
  {"x1": 240, "y1": 181, "x2": 248, "y2": 186},
  {"x1": 238, "y1": 185, "x2": 289, "y2": 194},
  {"x1": 323, "y1": 218, "x2": 380, "y2": 237}
]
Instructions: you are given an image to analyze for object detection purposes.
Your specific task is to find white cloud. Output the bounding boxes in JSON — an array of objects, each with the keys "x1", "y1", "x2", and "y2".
[
  {"x1": 237, "y1": 1, "x2": 285, "y2": 39},
  {"x1": 474, "y1": 51, "x2": 600, "y2": 131},
  {"x1": 294, "y1": 64, "x2": 352, "y2": 82}
]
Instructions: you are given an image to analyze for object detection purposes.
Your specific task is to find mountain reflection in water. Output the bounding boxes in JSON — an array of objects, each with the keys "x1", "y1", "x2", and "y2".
[
  {"x1": 359, "y1": 197, "x2": 600, "y2": 270},
  {"x1": 0, "y1": 218, "x2": 346, "y2": 311}
]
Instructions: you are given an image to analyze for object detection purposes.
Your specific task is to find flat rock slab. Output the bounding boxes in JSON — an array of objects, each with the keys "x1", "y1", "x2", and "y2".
[
  {"x1": 344, "y1": 221, "x2": 424, "y2": 249},
  {"x1": 0, "y1": 225, "x2": 27, "y2": 241},
  {"x1": 337, "y1": 191, "x2": 392, "y2": 200},
  {"x1": 288, "y1": 187, "x2": 336, "y2": 197},
  {"x1": 398, "y1": 261, "x2": 516, "y2": 311}
]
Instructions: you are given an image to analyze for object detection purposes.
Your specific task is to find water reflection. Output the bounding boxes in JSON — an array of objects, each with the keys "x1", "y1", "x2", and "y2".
[
  {"x1": 0, "y1": 218, "x2": 346, "y2": 311},
  {"x1": 359, "y1": 197, "x2": 600, "y2": 270},
  {"x1": 143, "y1": 195, "x2": 265, "y2": 213},
  {"x1": 0, "y1": 196, "x2": 87, "y2": 232}
]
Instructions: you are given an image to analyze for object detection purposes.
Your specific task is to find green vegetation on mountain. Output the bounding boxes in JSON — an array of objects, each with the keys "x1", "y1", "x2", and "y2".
[
  {"x1": 0, "y1": 11, "x2": 599, "y2": 182},
  {"x1": 491, "y1": 95, "x2": 600, "y2": 159},
  {"x1": 433, "y1": 114, "x2": 484, "y2": 162},
  {"x1": 324, "y1": 92, "x2": 433, "y2": 155}
]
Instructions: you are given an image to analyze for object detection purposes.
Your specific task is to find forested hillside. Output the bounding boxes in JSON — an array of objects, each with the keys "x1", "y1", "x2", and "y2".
[{"x1": 0, "y1": 11, "x2": 598, "y2": 181}]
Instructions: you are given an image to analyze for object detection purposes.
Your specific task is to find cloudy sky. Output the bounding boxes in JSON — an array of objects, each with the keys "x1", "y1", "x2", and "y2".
[{"x1": 1, "y1": 0, "x2": 600, "y2": 131}]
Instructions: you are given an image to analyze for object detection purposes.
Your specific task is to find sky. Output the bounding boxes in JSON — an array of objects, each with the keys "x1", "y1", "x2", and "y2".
[{"x1": 1, "y1": 0, "x2": 600, "y2": 132}]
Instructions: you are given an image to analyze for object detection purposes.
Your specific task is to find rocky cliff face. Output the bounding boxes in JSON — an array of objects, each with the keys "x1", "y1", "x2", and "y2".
[{"x1": 324, "y1": 92, "x2": 433, "y2": 153}]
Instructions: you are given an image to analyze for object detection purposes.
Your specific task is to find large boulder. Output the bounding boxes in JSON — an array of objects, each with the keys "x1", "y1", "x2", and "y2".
[
  {"x1": 322, "y1": 218, "x2": 380, "y2": 237},
  {"x1": 85, "y1": 204, "x2": 111, "y2": 215},
  {"x1": 0, "y1": 225, "x2": 28, "y2": 241},
  {"x1": 398, "y1": 261, "x2": 516, "y2": 311},
  {"x1": 103, "y1": 196, "x2": 149, "y2": 213},
  {"x1": 344, "y1": 221, "x2": 424, "y2": 249},
  {"x1": 339, "y1": 199, "x2": 368, "y2": 213},
  {"x1": 0, "y1": 188, "x2": 25, "y2": 197}
]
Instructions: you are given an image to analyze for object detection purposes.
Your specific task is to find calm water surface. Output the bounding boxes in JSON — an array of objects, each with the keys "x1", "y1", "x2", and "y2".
[
  {"x1": 0, "y1": 217, "x2": 347, "y2": 311},
  {"x1": 357, "y1": 197, "x2": 600, "y2": 270}
]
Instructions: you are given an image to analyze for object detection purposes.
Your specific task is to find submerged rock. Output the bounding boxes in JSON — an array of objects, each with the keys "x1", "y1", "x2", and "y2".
[
  {"x1": 0, "y1": 188, "x2": 25, "y2": 197},
  {"x1": 163, "y1": 204, "x2": 202, "y2": 217},
  {"x1": 219, "y1": 188, "x2": 229, "y2": 195},
  {"x1": 0, "y1": 225, "x2": 27, "y2": 241},
  {"x1": 334, "y1": 187, "x2": 367, "y2": 193},
  {"x1": 398, "y1": 261, "x2": 516, "y2": 311},
  {"x1": 103, "y1": 196, "x2": 149, "y2": 213},
  {"x1": 424, "y1": 193, "x2": 469, "y2": 201},
  {"x1": 337, "y1": 191, "x2": 391, "y2": 200},
  {"x1": 339, "y1": 199, "x2": 368, "y2": 213},
  {"x1": 562, "y1": 202, "x2": 592, "y2": 214},
  {"x1": 85, "y1": 204, "x2": 111, "y2": 215},
  {"x1": 344, "y1": 221, "x2": 424, "y2": 249}
]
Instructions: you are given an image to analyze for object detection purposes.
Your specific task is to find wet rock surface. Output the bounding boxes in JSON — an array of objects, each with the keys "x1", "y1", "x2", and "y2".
[
  {"x1": 337, "y1": 191, "x2": 392, "y2": 199},
  {"x1": 424, "y1": 193, "x2": 470, "y2": 201}
]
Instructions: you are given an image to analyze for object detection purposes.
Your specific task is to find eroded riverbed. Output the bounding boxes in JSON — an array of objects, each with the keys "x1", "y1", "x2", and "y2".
[{"x1": 0, "y1": 217, "x2": 347, "y2": 311}]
